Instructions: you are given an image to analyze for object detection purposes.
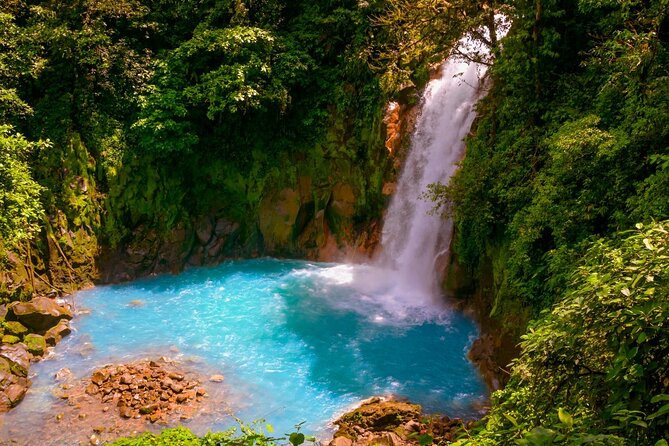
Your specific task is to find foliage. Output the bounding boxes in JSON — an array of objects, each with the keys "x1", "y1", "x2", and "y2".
[
  {"x1": 108, "y1": 421, "x2": 316, "y2": 446},
  {"x1": 371, "y1": 0, "x2": 511, "y2": 92},
  {"x1": 0, "y1": 125, "x2": 46, "y2": 245},
  {"x1": 456, "y1": 221, "x2": 669, "y2": 445},
  {"x1": 429, "y1": 0, "x2": 669, "y2": 312}
]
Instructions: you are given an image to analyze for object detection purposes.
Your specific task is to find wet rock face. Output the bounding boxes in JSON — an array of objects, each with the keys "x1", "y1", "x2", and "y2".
[
  {"x1": 331, "y1": 398, "x2": 471, "y2": 446},
  {"x1": 84, "y1": 360, "x2": 207, "y2": 423}
]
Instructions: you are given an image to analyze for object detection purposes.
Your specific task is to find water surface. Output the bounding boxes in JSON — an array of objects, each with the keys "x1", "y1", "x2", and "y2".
[{"x1": 2, "y1": 259, "x2": 486, "y2": 443}]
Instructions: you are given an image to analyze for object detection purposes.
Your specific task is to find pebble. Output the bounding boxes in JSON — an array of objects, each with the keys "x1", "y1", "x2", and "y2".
[{"x1": 209, "y1": 374, "x2": 225, "y2": 382}]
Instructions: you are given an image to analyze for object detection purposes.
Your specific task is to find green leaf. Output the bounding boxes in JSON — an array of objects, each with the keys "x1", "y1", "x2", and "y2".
[
  {"x1": 289, "y1": 432, "x2": 305, "y2": 446},
  {"x1": 418, "y1": 433, "x2": 433, "y2": 445},
  {"x1": 654, "y1": 440, "x2": 668, "y2": 446},
  {"x1": 504, "y1": 413, "x2": 519, "y2": 427},
  {"x1": 558, "y1": 408, "x2": 574, "y2": 428},
  {"x1": 650, "y1": 394, "x2": 669, "y2": 404},
  {"x1": 265, "y1": 424, "x2": 274, "y2": 433},
  {"x1": 647, "y1": 403, "x2": 669, "y2": 420}
]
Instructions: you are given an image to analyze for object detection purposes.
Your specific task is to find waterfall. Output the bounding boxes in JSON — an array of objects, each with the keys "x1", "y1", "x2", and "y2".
[{"x1": 376, "y1": 35, "x2": 498, "y2": 305}]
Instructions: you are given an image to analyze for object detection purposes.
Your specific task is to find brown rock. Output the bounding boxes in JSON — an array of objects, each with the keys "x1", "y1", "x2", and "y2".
[
  {"x1": 209, "y1": 374, "x2": 225, "y2": 382},
  {"x1": 0, "y1": 343, "x2": 30, "y2": 377},
  {"x1": 85, "y1": 383, "x2": 99, "y2": 395},
  {"x1": 7, "y1": 297, "x2": 73, "y2": 333},
  {"x1": 5, "y1": 382, "x2": 28, "y2": 405},
  {"x1": 91, "y1": 369, "x2": 109, "y2": 385},
  {"x1": 55, "y1": 367, "x2": 74, "y2": 382},
  {"x1": 168, "y1": 372, "x2": 184, "y2": 381},
  {"x1": 139, "y1": 403, "x2": 158, "y2": 414},
  {"x1": 118, "y1": 405, "x2": 134, "y2": 418},
  {"x1": 44, "y1": 319, "x2": 72, "y2": 346},
  {"x1": 330, "y1": 437, "x2": 353, "y2": 446},
  {"x1": 195, "y1": 218, "x2": 214, "y2": 245},
  {"x1": 119, "y1": 373, "x2": 133, "y2": 385}
]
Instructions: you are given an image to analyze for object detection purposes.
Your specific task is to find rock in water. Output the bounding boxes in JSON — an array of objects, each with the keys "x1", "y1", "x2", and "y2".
[
  {"x1": 7, "y1": 297, "x2": 73, "y2": 333},
  {"x1": 0, "y1": 344, "x2": 30, "y2": 377},
  {"x1": 0, "y1": 346, "x2": 32, "y2": 411},
  {"x1": 44, "y1": 319, "x2": 72, "y2": 346}
]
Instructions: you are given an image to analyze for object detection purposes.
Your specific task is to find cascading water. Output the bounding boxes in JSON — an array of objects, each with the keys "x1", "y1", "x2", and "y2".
[{"x1": 378, "y1": 36, "x2": 496, "y2": 303}]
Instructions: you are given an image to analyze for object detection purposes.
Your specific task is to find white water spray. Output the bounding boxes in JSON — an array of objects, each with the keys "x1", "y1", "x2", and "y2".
[{"x1": 376, "y1": 33, "x2": 503, "y2": 305}]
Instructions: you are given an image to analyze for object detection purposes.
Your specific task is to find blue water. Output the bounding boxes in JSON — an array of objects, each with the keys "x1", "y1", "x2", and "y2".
[{"x1": 2, "y1": 259, "x2": 486, "y2": 442}]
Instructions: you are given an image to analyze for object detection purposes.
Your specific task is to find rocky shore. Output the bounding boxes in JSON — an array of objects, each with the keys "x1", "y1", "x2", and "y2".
[
  {"x1": 1, "y1": 357, "x2": 228, "y2": 445},
  {"x1": 329, "y1": 398, "x2": 474, "y2": 446},
  {"x1": 0, "y1": 296, "x2": 73, "y2": 411}
]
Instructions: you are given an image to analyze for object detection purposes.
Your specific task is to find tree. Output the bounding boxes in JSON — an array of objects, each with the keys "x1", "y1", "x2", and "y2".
[
  {"x1": 371, "y1": 0, "x2": 511, "y2": 92},
  {"x1": 0, "y1": 125, "x2": 45, "y2": 245}
]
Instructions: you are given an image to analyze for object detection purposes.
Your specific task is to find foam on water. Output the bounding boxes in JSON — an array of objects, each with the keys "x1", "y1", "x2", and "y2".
[{"x1": 2, "y1": 259, "x2": 486, "y2": 444}]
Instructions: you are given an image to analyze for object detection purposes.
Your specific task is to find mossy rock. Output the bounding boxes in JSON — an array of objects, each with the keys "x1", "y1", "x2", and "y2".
[
  {"x1": 4, "y1": 321, "x2": 28, "y2": 337},
  {"x1": 335, "y1": 399, "x2": 422, "y2": 439},
  {"x1": 0, "y1": 357, "x2": 10, "y2": 373},
  {"x1": 24, "y1": 334, "x2": 46, "y2": 356},
  {"x1": 1, "y1": 335, "x2": 20, "y2": 345}
]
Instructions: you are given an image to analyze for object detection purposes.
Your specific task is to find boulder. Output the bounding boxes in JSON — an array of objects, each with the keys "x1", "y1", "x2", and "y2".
[
  {"x1": 5, "y1": 382, "x2": 28, "y2": 405},
  {"x1": 0, "y1": 343, "x2": 30, "y2": 377},
  {"x1": 24, "y1": 333, "x2": 47, "y2": 357},
  {"x1": 330, "y1": 436, "x2": 353, "y2": 446},
  {"x1": 195, "y1": 218, "x2": 214, "y2": 245},
  {"x1": 44, "y1": 319, "x2": 72, "y2": 346},
  {"x1": 7, "y1": 297, "x2": 73, "y2": 333},
  {"x1": 2, "y1": 334, "x2": 20, "y2": 344},
  {"x1": 4, "y1": 321, "x2": 28, "y2": 337},
  {"x1": 0, "y1": 357, "x2": 10, "y2": 373},
  {"x1": 0, "y1": 369, "x2": 31, "y2": 411}
]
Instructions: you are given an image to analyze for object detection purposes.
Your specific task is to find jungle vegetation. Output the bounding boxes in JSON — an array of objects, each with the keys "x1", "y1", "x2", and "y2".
[{"x1": 0, "y1": 0, "x2": 667, "y2": 444}]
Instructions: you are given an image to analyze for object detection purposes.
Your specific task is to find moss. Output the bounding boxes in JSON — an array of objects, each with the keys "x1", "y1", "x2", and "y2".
[
  {"x1": 24, "y1": 333, "x2": 46, "y2": 356},
  {"x1": 1, "y1": 334, "x2": 20, "y2": 344},
  {"x1": 4, "y1": 321, "x2": 28, "y2": 337}
]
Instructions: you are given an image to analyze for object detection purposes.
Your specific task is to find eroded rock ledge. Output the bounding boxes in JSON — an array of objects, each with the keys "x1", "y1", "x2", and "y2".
[{"x1": 330, "y1": 398, "x2": 473, "y2": 446}]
